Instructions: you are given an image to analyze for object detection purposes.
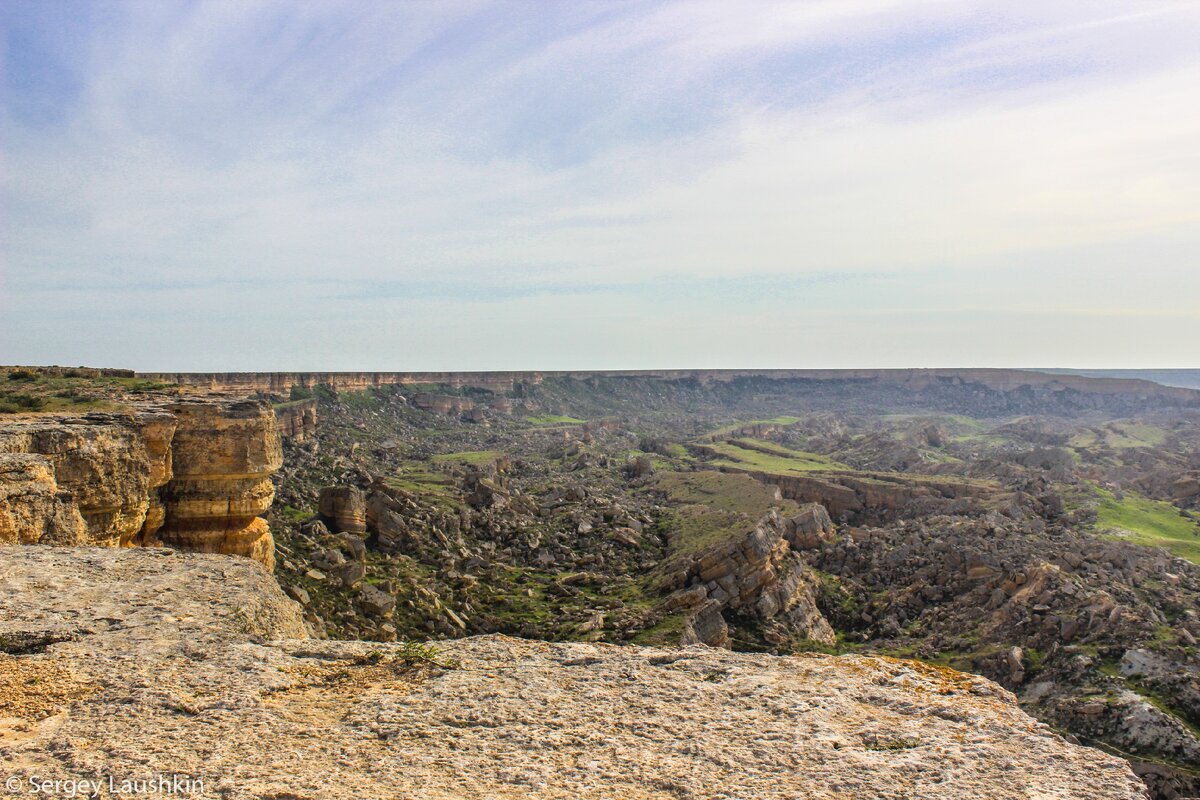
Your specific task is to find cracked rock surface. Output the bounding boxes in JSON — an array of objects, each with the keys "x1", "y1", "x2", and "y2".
[{"x1": 0, "y1": 546, "x2": 1146, "y2": 799}]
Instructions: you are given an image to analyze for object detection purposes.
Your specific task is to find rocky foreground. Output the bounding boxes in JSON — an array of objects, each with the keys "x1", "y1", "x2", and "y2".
[{"x1": 0, "y1": 547, "x2": 1146, "y2": 799}]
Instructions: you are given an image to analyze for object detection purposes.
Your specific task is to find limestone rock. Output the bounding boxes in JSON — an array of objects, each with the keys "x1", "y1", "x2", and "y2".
[
  {"x1": 157, "y1": 400, "x2": 282, "y2": 569},
  {"x1": 668, "y1": 508, "x2": 835, "y2": 647},
  {"x1": 785, "y1": 502, "x2": 837, "y2": 549},
  {"x1": 0, "y1": 399, "x2": 282, "y2": 568},
  {"x1": 274, "y1": 397, "x2": 318, "y2": 442},
  {"x1": 358, "y1": 584, "x2": 397, "y2": 619},
  {"x1": 0, "y1": 412, "x2": 168, "y2": 546},
  {"x1": 0, "y1": 547, "x2": 1147, "y2": 800},
  {"x1": 319, "y1": 485, "x2": 368, "y2": 535},
  {"x1": 0, "y1": 454, "x2": 87, "y2": 545}
]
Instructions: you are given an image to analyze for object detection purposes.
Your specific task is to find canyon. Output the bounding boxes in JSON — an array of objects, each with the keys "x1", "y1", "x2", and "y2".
[{"x1": 5, "y1": 364, "x2": 1200, "y2": 797}]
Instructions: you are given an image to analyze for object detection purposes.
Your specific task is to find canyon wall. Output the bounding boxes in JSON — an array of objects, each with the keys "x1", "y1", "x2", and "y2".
[
  {"x1": 139, "y1": 367, "x2": 1200, "y2": 405},
  {"x1": 273, "y1": 398, "x2": 318, "y2": 442},
  {"x1": 0, "y1": 399, "x2": 282, "y2": 568}
]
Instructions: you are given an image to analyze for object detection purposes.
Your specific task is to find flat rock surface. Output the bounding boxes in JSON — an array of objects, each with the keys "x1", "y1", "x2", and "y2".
[{"x1": 0, "y1": 547, "x2": 1146, "y2": 799}]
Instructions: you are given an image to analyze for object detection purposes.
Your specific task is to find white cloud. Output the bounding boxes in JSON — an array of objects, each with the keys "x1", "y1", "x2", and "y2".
[{"x1": 2, "y1": 0, "x2": 1198, "y2": 367}]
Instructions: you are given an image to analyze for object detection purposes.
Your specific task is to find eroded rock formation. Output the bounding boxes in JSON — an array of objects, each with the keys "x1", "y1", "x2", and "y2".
[
  {"x1": 140, "y1": 367, "x2": 1200, "y2": 411},
  {"x1": 318, "y1": 485, "x2": 368, "y2": 536},
  {"x1": 0, "y1": 454, "x2": 87, "y2": 545},
  {"x1": 274, "y1": 398, "x2": 317, "y2": 442},
  {"x1": 156, "y1": 400, "x2": 282, "y2": 568},
  {"x1": 0, "y1": 547, "x2": 1148, "y2": 800},
  {"x1": 662, "y1": 507, "x2": 838, "y2": 647},
  {"x1": 0, "y1": 399, "x2": 281, "y2": 567}
]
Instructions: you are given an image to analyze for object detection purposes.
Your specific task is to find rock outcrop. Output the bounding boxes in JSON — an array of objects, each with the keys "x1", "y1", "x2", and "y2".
[
  {"x1": 0, "y1": 454, "x2": 87, "y2": 545},
  {"x1": 663, "y1": 507, "x2": 837, "y2": 648},
  {"x1": 728, "y1": 467, "x2": 1000, "y2": 521},
  {"x1": 0, "y1": 399, "x2": 281, "y2": 568},
  {"x1": 411, "y1": 392, "x2": 476, "y2": 416},
  {"x1": 273, "y1": 398, "x2": 317, "y2": 442},
  {"x1": 318, "y1": 485, "x2": 368, "y2": 535},
  {"x1": 156, "y1": 400, "x2": 282, "y2": 568},
  {"x1": 0, "y1": 411, "x2": 176, "y2": 547},
  {"x1": 140, "y1": 368, "x2": 1200, "y2": 413},
  {"x1": 0, "y1": 547, "x2": 1148, "y2": 800}
]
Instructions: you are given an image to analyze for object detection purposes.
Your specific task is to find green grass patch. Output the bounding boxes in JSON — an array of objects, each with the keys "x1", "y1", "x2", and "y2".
[
  {"x1": 385, "y1": 466, "x2": 462, "y2": 509},
  {"x1": 1071, "y1": 421, "x2": 1170, "y2": 450},
  {"x1": 526, "y1": 414, "x2": 586, "y2": 426},
  {"x1": 1094, "y1": 488, "x2": 1200, "y2": 564},
  {"x1": 278, "y1": 505, "x2": 312, "y2": 523},
  {"x1": 652, "y1": 471, "x2": 798, "y2": 560},
  {"x1": 0, "y1": 368, "x2": 174, "y2": 414},
  {"x1": 630, "y1": 613, "x2": 689, "y2": 646},
  {"x1": 699, "y1": 440, "x2": 849, "y2": 476},
  {"x1": 430, "y1": 450, "x2": 502, "y2": 466},
  {"x1": 338, "y1": 388, "x2": 386, "y2": 410}
]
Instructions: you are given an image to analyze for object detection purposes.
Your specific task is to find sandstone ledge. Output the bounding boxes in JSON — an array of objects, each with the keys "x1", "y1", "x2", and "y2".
[
  {"x1": 0, "y1": 398, "x2": 281, "y2": 568},
  {"x1": 0, "y1": 547, "x2": 1146, "y2": 800}
]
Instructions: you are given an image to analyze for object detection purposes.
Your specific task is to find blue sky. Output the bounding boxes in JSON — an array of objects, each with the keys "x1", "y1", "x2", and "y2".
[{"x1": 2, "y1": 0, "x2": 1198, "y2": 370}]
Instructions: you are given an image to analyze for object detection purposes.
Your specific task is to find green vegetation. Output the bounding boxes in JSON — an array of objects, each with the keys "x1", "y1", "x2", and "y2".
[
  {"x1": 699, "y1": 440, "x2": 848, "y2": 475},
  {"x1": 630, "y1": 613, "x2": 689, "y2": 646},
  {"x1": 652, "y1": 471, "x2": 797, "y2": 560},
  {"x1": 0, "y1": 368, "x2": 177, "y2": 414},
  {"x1": 385, "y1": 466, "x2": 462, "y2": 508},
  {"x1": 278, "y1": 505, "x2": 312, "y2": 523},
  {"x1": 702, "y1": 416, "x2": 802, "y2": 438},
  {"x1": 430, "y1": 450, "x2": 502, "y2": 466},
  {"x1": 1094, "y1": 488, "x2": 1200, "y2": 564},
  {"x1": 389, "y1": 640, "x2": 462, "y2": 669},
  {"x1": 526, "y1": 414, "x2": 586, "y2": 426},
  {"x1": 338, "y1": 388, "x2": 387, "y2": 410},
  {"x1": 1071, "y1": 422, "x2": 1170, "y2": 450}
]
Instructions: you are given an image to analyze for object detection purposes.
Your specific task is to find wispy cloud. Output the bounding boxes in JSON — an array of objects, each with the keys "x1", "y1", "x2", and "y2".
[{"x1": 2, "y1": 0, "x2": 1198, "y2": 368}]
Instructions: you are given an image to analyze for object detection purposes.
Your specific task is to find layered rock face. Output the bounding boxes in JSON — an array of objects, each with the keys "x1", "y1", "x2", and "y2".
[
  {"x1": 0, "y1": 547, "x2": 1147, "y2": 800},
  {"x1": 0, "y1": 454, "x2": 87, "y2": 545},
  {"x1": 273, "y1": 398, "x2": 317, "y2": 442},
  {"x1": 157, "y1": 400, "x2": 283, "y2": 569},
  {"x1": 0, "y1": 411, "x2": 176, "y2": 547},
  {"x1": 140, "y1": 368, "x2": 1200, "y2": 411},
  {"x1": 411, "y1": 392, "x2": 475, "y2": 415},
  {"x1": 0, "y1": 399, "x2": 281, "y2": 567},
  {"x1": 662, "y1": 506, "x2": 838, "y2": 647},
  {"x1": 731, "y1": 467, "x2": 998, "y2": 521},
  {"x1": 318, "y1": 485, "x2": 368, "y2": 535}
]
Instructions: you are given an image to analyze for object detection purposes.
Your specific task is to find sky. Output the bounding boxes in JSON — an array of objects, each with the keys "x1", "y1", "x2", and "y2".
[{"x1": 1, "y1": 0, "x2": 1199, "y2": 371}]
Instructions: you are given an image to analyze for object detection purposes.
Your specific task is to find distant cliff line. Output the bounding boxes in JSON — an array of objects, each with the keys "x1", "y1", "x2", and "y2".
[{"x1": 137, "y1": 368, "x2": 1200, "y2": 403}]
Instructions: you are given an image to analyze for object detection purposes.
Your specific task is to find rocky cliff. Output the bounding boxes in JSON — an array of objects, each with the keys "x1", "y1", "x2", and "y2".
[
  {"x1": 140, "y1": 367, "x2": 1200, "y2": 408},
  {"x1": 273, "y1": 398, "x2": 318, "y2": 442},
  {"x1": 0, "y1": 399, "x2": 282, "y2": 568},
  {"x1": 0, "y1": 547, "x2": 1148, "y2": 800}
]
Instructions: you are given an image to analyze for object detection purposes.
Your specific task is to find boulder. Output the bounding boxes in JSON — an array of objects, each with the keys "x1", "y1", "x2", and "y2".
[{"x1": 318, "y1": 486, "x2": 368, "y2": 535}]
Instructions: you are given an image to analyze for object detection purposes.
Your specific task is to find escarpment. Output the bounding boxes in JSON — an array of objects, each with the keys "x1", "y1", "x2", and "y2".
[
  {"x1": 141, "y1": 367, "x2": 1200, "y2": 414},
  {"x1": 0, "y1": 399, "x2": 282, "y2": 567}
]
